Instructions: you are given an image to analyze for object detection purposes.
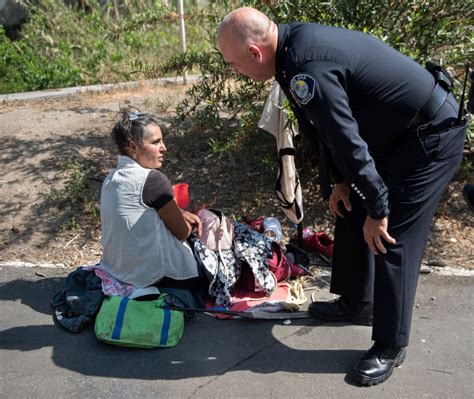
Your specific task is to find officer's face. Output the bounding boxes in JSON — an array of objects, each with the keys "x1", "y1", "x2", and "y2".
[{"x1": 218, "y1": 37, "x2": 273, "y2": 81}]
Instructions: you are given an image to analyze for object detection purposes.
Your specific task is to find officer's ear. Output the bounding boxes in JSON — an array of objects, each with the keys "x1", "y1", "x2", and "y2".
[{"x1": 248, "y1": 44, "x2": 263, "y2": 63}]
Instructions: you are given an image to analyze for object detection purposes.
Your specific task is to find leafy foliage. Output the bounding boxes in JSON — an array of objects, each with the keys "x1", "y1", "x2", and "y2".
[
  {"x1": 0, "y1": 0, "x2": 212, "y2": 94},
  {"x1": 41, "y1": 160, "x2": 100, "y2": 230},
  {"x1": 1, "y1": 0, "x2": 472, "y2": 154},
  {"x1": 259, "y1": 0, "x2": 473, "y2": 71},
  {"x1": 153, "y1": 0, "x2": 473, "y2": 150}
]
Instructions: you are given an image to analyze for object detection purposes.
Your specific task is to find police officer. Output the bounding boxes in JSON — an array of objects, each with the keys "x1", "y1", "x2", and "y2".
[{"x1": 217, "y1": 7, "x2": 467, "y2": 386}]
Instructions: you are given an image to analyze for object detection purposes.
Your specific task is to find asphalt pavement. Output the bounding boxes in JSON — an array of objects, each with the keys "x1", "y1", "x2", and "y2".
[{"x1": 1, "y1": 264, "x2": 472, "y2": 398}]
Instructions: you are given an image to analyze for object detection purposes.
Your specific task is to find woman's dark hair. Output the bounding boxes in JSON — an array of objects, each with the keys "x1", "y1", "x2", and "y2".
[{"x1": 111, "y1": 104, "x2": 161, "y2": 156}]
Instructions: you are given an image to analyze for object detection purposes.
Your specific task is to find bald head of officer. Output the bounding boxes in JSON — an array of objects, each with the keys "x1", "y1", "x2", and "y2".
[{"x1": 217, "y1": 7, "x2": 278, "y2": 81}]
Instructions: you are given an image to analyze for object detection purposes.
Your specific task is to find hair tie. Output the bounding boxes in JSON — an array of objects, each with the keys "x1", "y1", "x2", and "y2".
[{"x1": 128, "y1": 112, "x2": 143, "y2": 121}]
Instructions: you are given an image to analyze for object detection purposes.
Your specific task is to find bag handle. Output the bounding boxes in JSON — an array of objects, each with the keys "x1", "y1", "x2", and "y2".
[{"x1": 208, "y1": 208, "x2": 229, "y2": 265}]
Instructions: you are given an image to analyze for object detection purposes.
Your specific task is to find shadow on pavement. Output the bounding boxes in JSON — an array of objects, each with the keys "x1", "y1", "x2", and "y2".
[{"x1": 0, "y1": 276, "x2": 364, "y2": 380}]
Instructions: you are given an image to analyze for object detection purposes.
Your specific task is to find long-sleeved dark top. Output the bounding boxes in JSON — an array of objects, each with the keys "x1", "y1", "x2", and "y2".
[{"x1": 275, "y1": 22, "x2": 437, "y2": 218}]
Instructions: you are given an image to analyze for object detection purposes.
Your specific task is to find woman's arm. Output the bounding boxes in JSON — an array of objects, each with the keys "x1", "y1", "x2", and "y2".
[
  {"x1": 158, "y1": 200, "x2": 194, "y2": 241},
  {"x1": 142, "y1": 170, "x2": 199, "y2": 241}
]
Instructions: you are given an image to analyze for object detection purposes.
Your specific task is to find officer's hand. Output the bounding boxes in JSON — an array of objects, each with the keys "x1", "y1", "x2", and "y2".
[
  {"x1": 329, "y1": 182, "x2": 352, "y2": 218},
  {"x1": 363, "y1": 216, "x2": 396, "y2": 255}
]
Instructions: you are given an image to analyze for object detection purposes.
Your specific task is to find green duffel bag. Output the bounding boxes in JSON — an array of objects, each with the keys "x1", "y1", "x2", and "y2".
[{"x1": 94, "y1": 294, "x2": 184, "y2": 348}]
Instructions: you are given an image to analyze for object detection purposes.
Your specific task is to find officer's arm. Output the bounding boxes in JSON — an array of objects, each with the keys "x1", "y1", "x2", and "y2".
[
  {"x1": 294, "y1": 60, "x2": 389, "y2": 219},
  {"x1": 321, "y1": 145, "x2": 345, "y2": 184}
]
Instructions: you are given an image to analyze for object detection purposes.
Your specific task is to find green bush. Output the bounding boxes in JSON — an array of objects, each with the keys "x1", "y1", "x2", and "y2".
[
  {"x1": 261, "y1": 0, "x2": 473, "y2": 71},
  {"x1": 0, "y1": 0, "x2": 212, "y2": 94},
  {"x1": 41, "y1": 160, "x2": 100, "y2": 230},
  {"x1": 154, "y1": 0, "x2": 473, "y2": 147}
]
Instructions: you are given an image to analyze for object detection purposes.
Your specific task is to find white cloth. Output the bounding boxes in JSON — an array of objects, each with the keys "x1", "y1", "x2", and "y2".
[
  {"x1": 258, "y1": 82, "x2": 304, "y2": 224},
  {"x1": 99, "y1": 155, "x2": 198, "y2": 287}
]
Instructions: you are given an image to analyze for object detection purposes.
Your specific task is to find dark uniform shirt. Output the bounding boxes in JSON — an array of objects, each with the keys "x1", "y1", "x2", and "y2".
[{"x1": 275, "y1": 23, "x2": 436, "y2": 218}]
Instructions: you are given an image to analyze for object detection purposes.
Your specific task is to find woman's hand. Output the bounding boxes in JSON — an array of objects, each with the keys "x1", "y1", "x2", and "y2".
[
  {"x1": 329, "y1": 182, "x2": 352, "y2": 218},
  {"x1": 181, "y1": 210, "x2": 202, "y2": 236},
  {"x1": 363, "y1": 215, "x2": 396, "y2": 255}
]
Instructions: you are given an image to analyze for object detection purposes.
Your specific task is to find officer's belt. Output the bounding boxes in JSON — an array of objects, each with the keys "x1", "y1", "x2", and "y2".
[{"x1": 407, "y1": 83, "x2": 449, "y2": 131}]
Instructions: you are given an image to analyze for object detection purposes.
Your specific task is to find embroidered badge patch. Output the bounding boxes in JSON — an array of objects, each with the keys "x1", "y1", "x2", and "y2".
[{"x1": 290, "y1": 74, "x2": 316, "y2": 105}]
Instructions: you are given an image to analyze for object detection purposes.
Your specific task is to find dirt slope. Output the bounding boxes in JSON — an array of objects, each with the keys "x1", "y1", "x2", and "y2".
[{"x1": 0, "y1": 83, "x2": 472, "y2": 269}]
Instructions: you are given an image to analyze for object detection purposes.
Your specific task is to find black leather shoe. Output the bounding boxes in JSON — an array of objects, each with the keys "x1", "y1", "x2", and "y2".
[
  {"x1": 350, "y1": 344, "x2": 406, "y2": 386},
  {"x1": 308, "y1": 296, "x2": 373, "y2": 326}
]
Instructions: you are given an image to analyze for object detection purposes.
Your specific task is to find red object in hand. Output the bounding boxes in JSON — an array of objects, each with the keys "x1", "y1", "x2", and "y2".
[{"x1": 172, "y1": 183, "x2": 190, "y2": 209}]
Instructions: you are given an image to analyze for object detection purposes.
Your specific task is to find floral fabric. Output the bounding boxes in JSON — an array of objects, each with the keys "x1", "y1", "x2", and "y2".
[{"x1": 193, "y1": 222, "x2": 276, "y2": 306}]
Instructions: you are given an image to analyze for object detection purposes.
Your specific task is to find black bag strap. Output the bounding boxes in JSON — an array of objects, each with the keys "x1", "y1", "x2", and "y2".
[
  {"x1": 274, "y1": 147, "x2": 303, "y2": 220},
  {"x1": 279, "y1": 147, "x2": 296, "y2": 157}
]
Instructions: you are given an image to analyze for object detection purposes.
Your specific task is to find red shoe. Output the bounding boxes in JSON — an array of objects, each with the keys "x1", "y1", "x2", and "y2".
[{"x1": 303, "y1": 230, "x2": 334, "y2": 258}]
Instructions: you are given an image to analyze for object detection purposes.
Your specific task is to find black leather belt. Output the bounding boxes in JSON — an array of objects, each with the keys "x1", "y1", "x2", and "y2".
[{"x1": 408, "y1": 83, "x2": 449, "y2": 130}]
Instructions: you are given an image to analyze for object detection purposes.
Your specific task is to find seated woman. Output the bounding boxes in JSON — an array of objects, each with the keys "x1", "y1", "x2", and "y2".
[{"x1": 99, "y1": 106, "x2": 203, "y2": 291}]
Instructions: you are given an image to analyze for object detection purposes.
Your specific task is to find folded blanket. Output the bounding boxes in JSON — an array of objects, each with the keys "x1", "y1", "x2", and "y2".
[{"x1": 207, "y1": 281, "x2": 307, "y2": 320}]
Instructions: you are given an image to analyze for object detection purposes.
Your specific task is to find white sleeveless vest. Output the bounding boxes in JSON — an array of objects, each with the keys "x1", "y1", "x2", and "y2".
[{"x1": 99, "y1": 155, "x2": 198, "y2": 287}]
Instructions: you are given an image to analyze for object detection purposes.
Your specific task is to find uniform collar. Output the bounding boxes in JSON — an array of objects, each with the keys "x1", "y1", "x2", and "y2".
[{"x1": 275, "y1": 23, "x2": 290, "y2": 79}]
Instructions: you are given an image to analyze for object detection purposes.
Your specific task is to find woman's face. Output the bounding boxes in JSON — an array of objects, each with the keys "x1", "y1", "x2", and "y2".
[{"x1": 131, "y1": 124, "x2": 167, "y2": 169}]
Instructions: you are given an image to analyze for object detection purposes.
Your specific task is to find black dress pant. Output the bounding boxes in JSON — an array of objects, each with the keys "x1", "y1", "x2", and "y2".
[{"x1": 330, "y1": 95, "x2": 466, "y2": 348}]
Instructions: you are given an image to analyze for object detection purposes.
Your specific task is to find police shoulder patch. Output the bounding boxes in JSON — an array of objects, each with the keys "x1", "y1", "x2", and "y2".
[{"x1": 290, "y1": 73, "x2": 316, "y2": 105}]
